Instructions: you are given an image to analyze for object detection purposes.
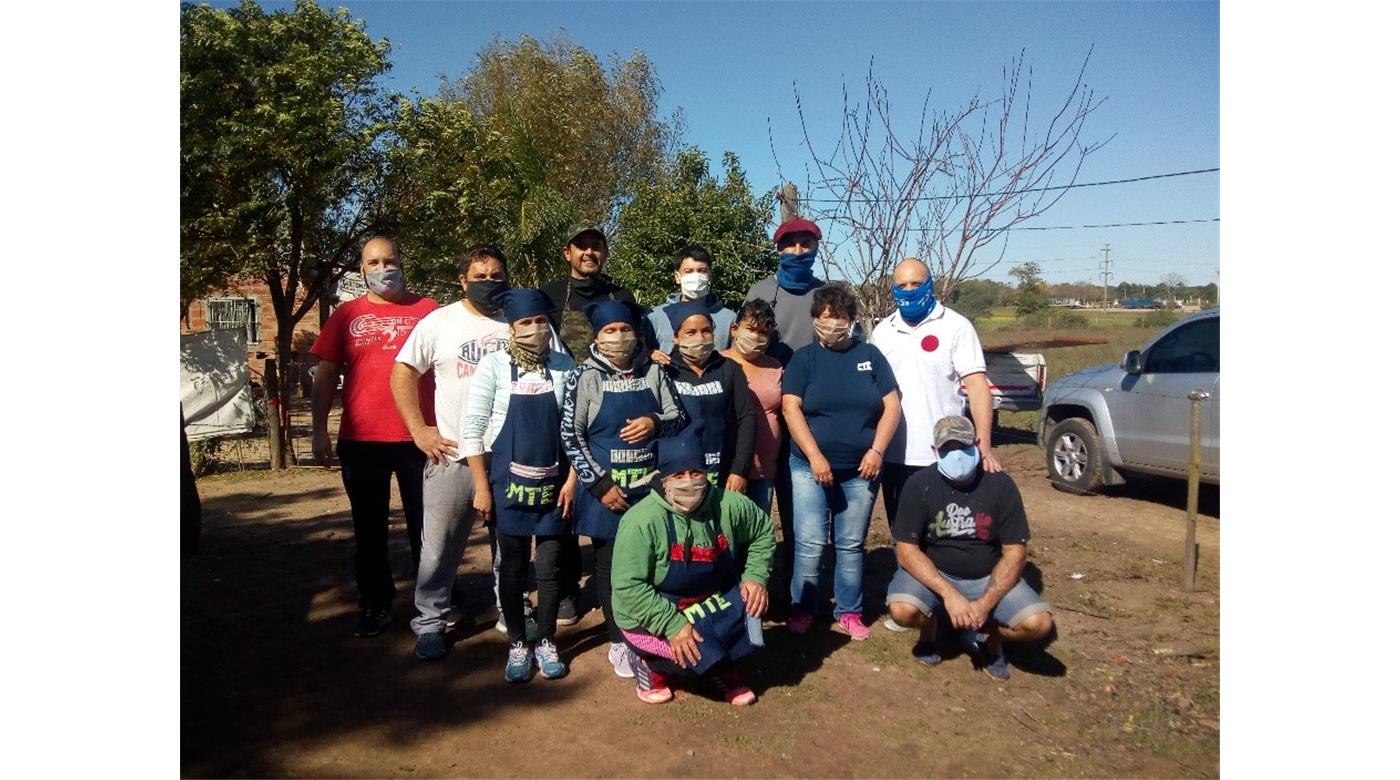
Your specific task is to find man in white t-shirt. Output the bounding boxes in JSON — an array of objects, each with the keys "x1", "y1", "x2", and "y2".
[
  {"x1": 391, "y1": 244, "x2": 516, "y2": 661},
  {"x1": 871, "y1": 258, "x2": 1001, "y2": 584}
]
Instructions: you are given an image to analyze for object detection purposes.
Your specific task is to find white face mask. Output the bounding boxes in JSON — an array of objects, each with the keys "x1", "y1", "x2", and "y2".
[{"x1": 678, "y1": 271, "x2": 711, "y2": 299}]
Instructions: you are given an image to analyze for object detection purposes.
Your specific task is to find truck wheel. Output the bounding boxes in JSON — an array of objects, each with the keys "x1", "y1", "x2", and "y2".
[{"x1": 1045, "y1": 417, "x2": 1104, "y2": 494}]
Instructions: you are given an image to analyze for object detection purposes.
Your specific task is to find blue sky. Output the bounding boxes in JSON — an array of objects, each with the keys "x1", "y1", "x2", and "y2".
[{"x1": 214, "y1": 1, "x2": 1219, "y2": 288}]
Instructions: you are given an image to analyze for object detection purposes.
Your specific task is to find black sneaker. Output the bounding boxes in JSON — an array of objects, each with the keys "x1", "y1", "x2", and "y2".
[
  {"x1": 353, "y1": 607, "x2": 392, "y2": 638},
  {"x1": 556, "y1": 595, "x2": 581, "y2": 627}
]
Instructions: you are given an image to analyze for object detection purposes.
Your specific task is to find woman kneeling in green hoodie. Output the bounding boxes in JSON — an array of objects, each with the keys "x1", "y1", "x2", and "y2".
[{"x1": 611, "y1": 430, "x2": 775, "y2": 706}]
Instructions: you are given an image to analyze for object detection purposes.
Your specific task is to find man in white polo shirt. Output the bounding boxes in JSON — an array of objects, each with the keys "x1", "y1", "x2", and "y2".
[{"x1": 871, "y1": 258, "x2": 1001, "y2": 582}]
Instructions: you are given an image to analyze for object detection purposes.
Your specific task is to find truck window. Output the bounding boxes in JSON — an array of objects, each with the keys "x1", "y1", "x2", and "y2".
[{"x1": 1143, "y1": 318, "x2": 1219, "y2": 374}]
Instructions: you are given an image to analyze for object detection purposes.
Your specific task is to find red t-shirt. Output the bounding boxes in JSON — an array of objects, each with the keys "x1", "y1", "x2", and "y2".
[{"x1": 311, "y1": 293, "x2": 439, "y2": 442}]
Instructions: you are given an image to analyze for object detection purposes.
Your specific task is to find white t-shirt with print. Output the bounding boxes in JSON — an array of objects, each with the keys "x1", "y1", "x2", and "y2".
[
  {"x1": 871, "y1": 301, "x2": 986, "y2": 466},
  {"x1": 395, "y1": 302, "x2": 512, "y2": 461}
]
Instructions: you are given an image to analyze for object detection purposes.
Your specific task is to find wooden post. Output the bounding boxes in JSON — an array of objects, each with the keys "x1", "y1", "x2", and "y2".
[
  {"x1": 265, "y1": 358, "x2": 286, "y2": 470},
  {"x1": 1183, "y1": 390, "x2": 1209, "y2": 592},
  {"x1": 779, "y1": 182, "x2": 800, "y2": 221}
]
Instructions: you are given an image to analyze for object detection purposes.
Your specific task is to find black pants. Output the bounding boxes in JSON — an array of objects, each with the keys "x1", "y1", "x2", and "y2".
[
  {"x1": 592, "y1": 537, "x2": 622, "y2": 643},
  {"x1": 879, "y1": 462, "x2": 925, "y2": 536},
  {"x1": 559, "y1": 533, "x2": 582, "y2": 601},
  {"x1": 772, "y1": 438, "x2": 796, "y2": 608},
  {"x1": 336, "y1": 440, "x2": 426, "y2": 610},
  {"x1": 498, "y1": 532, "x2": 565, "y2": 643}
]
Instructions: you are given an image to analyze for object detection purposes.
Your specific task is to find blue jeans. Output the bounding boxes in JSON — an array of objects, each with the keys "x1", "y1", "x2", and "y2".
[
  {"x1": 788, "y1": 455, "x2": 878, "y2": 616},
  {"x1": 745, "y1": 478, "x2": 774, "y2": 515}
]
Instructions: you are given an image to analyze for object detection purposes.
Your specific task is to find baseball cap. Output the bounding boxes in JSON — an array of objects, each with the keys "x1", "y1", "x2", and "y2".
[
  {"x1": 772, "y1": 217, "x2": 822, "y2": 246},
  {"x1": 933, "y1": 416, "x2": 977, "y2": 449},
  {"x1": 565, "y1": 224, "x2": 607, "y2": 247}
]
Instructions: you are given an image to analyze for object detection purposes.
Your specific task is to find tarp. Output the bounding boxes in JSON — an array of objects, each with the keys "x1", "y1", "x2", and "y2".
[{"x1": 181, "y1": 329, "x2": 256, "y2": 441}]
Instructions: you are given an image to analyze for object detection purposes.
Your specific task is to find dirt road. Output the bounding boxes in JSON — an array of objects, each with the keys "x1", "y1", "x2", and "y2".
[{"x1": 182, "y1": 439, "x2": 1219, "y2": 778}]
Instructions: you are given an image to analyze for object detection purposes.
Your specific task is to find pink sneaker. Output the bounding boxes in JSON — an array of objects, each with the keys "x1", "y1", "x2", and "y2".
[
  {"x1": 835, "y1": 613, "x2": 870, "y2": 641},
  {"x1": 786, "y1": 610, "x2": 814, "y2": 635}
]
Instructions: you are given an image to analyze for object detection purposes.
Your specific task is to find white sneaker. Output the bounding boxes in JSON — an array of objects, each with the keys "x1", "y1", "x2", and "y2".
[
  {"x1": 883, "y1": 616, "x2": 912, "y2": 633},
  {"x1": 608, "y1": 642, "x2": 635, "y2": 678}
]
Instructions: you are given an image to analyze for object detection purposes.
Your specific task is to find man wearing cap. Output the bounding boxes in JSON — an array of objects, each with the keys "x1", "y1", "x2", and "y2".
[
  {"x1": 885, "y1": 415, "x2": 1054, "y2": 680},
  {"x1": 872, "y1": 258, "x2": 1001, "y2": 637},
  {"x1": 743, "y1": 218, "x2": 827, "y2": 367},
  {"x1": 645, "y1": 244, "x2": 737, "y2": 357},
  {"x1": 541, "y1": 225, "x2": 640, "y2": 362},
  {"x1": 542, "y1": 225, "x2": 640, "y2": 624},
  {"x1": 310, "y1": 235, "x2": 440, "y2": 638},
  {"x1": 611, "y1": 429, "x2": 775, "y2": 706},
  {"x1": 742, "y1": 217, "x2": 827, "y2": 609}
]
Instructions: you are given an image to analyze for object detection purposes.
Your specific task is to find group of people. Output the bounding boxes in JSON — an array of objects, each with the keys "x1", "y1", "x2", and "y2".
[{"x1": 308, "y1": 217, "x2": 1055, "y2": 707}]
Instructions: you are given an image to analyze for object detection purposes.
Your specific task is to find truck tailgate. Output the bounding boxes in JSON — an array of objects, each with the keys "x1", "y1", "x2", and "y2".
[{"x1": 964, "y1": 352, "x2": 1046, "y2": 412}]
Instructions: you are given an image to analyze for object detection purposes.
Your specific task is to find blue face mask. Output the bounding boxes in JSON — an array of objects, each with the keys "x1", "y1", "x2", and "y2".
[
  {"x1": 936, "y1": 444, "x2": 981, "y2": 482},
  {"x1": 892, "y1": 278, "x2": 935, "y2": 323},
  {"x1": 776, "y1": 250, "x2": 821, "y2": 292},
  {"x1": 365, "y1": 267, "x2": 404, "y2": 297}
]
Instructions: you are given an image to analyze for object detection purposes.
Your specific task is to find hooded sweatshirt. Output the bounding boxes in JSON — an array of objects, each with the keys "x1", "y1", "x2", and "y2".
[
  {"x1": 664, "y1": 349, "x2": 756, "y2": 483},
  {"x1": 611, "y1": 483, "x2": 775, "y2": 639},
  {"x1": 560, "y1": 345, "x2": 688, "y2": 499}
]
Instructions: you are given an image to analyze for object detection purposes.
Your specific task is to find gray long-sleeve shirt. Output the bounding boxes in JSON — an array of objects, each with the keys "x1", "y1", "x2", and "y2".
[{"x1": 743, "y1": 276, "x2": 826, "y2": 367}]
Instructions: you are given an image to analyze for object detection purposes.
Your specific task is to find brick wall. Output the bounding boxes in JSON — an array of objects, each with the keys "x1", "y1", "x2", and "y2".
[{"x1": 182, "y1": 278, "x2": 326, "y2": 380}]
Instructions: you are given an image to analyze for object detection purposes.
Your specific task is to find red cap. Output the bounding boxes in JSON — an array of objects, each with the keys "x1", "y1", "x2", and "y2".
[{"x1": 773, "y1": 217, "x2": 822, "y2": 246}]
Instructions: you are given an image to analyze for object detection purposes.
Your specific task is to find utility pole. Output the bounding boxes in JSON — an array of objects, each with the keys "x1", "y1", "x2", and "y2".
[
  {"x1": 778, "y1": 182, "x2": 800, "y2": 221},
  {"x1": 1098, "y1": 244, "x2": 1113, "y2": 310}
]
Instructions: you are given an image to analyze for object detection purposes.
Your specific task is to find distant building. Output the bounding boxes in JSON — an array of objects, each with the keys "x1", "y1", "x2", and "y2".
[{"x1": 181, "y1": 277, "x2": 332, "y2": 389}]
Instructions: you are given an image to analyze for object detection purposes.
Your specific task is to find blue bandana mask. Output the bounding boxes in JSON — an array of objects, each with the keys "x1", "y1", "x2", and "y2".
[
  {"x1": 936, "y1": 444, "x2": 981, "y2": 482},
  {"x1": 892, "y1": 278, "x2": 935, "y2": 323},
  {"x1": 776, "y1": 250, "x2": 821, "y2": 292},
  {"x1": 365, "y1": 267, "x2": 404, "y2": 298}
]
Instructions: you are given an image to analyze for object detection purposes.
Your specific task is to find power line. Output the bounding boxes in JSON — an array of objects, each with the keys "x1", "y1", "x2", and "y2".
[
  {"x1": 796, "y1": 167, "x2": 1219, "y2": 204},
  {"x1": 1009, "y1": 218, "x2": 1219, "y2": 231}
]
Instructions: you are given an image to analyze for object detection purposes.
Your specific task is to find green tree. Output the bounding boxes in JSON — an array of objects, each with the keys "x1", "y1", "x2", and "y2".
[
  {"x1": 181, "y1": 0, "x2": 393, "y2": 445},
  {"x1": 943, "y1": 277, "x2": 1009, "y2": 321},
  {"x1": 1008, "y1": 261, "x2": 1048, "y2": 316},
  {"x1": 444, "y1": 33, "x2": 679, "y2": 228},
  {"x1": 609, "y1": 148, "x2": 777, "y2": 307},
  {"x1": 382, "y1": 97, "x2": 572, "y2": 294}
]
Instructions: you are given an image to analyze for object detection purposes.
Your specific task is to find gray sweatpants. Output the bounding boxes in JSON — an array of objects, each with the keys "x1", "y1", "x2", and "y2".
[{"x1": 411, "y1": 459, "x2": 477, "y2": 636}]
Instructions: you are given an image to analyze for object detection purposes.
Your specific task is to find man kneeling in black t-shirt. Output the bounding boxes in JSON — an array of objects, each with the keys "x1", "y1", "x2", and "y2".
[{"x1": 885, "y1": 415, "x2": 1054, "y2": 680}]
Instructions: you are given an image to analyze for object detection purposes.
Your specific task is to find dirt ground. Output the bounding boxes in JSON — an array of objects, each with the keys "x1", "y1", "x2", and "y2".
[{"x1": 182, "y1": 423, "x2": 1219, "y2": 778}]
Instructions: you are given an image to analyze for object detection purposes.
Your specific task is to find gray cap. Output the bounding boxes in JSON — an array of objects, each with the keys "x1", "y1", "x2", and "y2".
[
  {"x1": 933, "y1": 415, "x2": 977, "y2": 448},
  {"x1": 565, "y1": 224, "x2": 607, "y2": 247}
]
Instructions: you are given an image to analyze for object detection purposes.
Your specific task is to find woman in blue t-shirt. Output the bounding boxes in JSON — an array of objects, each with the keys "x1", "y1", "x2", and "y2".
[{"x1": 780, "y1": 284, "x2": 901, "y2": 641}]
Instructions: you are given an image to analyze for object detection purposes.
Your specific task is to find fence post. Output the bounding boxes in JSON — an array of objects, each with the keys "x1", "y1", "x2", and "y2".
[
  {"x1": 1183, "y1": 389, "x2": 1209, "y2": 592},
  {"x1": 265, "y1": 357, "x2": 285, "y2": 470}
]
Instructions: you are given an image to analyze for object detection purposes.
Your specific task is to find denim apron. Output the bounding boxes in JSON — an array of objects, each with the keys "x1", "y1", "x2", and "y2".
[
  {"x1": 571, "y1": 373, "x2": 659, "y2": 540},
  {"x1": 673, "y1": 363, "x2": 728, "y2": 481},
  {"x1": 489, "y1": 362, "x2": 566, "y2": 537},
  {"x1": 655, "y1": 511, "x2": 760, "y2": 674}
]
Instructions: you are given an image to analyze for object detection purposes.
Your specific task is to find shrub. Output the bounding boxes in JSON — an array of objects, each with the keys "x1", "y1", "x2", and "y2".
[
  {"x1": 1133, "y1": 309, "x2": 1180, "y2": 328},
  {"x1": 189, "y1": 437, "x2": 223, "y2": 477},
  {"x1": 1015, "y1": 308, "x2": 1090, "y2": 329}
]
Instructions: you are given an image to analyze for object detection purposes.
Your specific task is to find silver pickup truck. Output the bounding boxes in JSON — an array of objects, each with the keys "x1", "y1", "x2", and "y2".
[{"x1": 1037, "y1": 309, "x2": 1220, "y2": 493}]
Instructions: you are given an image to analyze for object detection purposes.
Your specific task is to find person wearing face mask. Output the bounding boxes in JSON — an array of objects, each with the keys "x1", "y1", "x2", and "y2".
[
  {"x1": 885, "y1": 416, "x2": 1053, "y2": 680},
  {"x1": 309, "y1": 236, "x2": 440, "y2": 638},
  {"x1": 743, "y1": 217, "x2": 827, "y2": 615},
  {"x1": 559, "y1": 299, "x2": 689, "y2": 678},
  {"x1": 391, "y1": 246, "x2": 564, "y2": 661},
  {"x1": 871, "y1": 258, "x2": 1001, "y2": 633},
  {"x1": 611, "y1": 430, "x2": 774, "y2": 706},
  {"x1": 644, "y1": 245, "x2": 737, "y2": 358},
  {"x1": 541, "y1": 225, "x2": 642, "y2": 361},
  {"x1": 780, "y1": 284, "x2": 902, "y2": 641},
  {"x1": 721, "y1": 299, "x2": 784, "y2": 513},
  {"x1": 661, "y1": 300, "x2": 755, "y2": 494},
  {"x1": 460, "y1": 289, "x2": 578, "y2": 682},
  {"x1": 540, "y1": 224, "x2": 640, "y2": 624}
]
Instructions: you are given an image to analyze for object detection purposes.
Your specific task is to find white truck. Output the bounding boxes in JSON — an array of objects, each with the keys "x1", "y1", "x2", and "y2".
[{"x1": 977, "y1": 350, "x2": 1048, "y2": 415}]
